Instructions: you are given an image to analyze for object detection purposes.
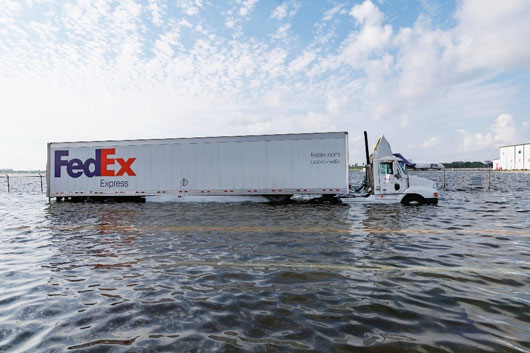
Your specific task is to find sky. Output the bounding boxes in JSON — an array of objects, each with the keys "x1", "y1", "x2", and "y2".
[{"x1": 1, "y1": 0, "x2": 530, "y2": 170}]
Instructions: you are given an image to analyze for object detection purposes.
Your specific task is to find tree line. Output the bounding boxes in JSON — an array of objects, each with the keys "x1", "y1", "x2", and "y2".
[{"x1": 442, "y1": 161, "x2": 493, "y2": 168}]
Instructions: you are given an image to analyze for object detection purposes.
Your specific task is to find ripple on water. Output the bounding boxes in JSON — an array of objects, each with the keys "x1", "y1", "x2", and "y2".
[{"x1": 0, "y1": 171, "x2": 529, "y2": 352}]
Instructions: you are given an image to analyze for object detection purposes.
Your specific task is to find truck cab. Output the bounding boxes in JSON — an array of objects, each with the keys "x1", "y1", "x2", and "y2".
[
  {"x1": 341, "y1": 135, "x2": 438, "y2": 205},
  {"x1": 374, "y1": 159, "x2": 408, "y2": 195}
]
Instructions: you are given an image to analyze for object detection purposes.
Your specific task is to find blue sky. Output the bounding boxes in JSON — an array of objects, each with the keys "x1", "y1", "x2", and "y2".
[{"x1": 1, "y1": 0, "x2": 529, "y2": 169}]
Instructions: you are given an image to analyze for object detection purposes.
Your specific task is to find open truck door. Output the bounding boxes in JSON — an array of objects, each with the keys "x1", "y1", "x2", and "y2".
[
  {"x1": 375, "y1": 160, "x2": 408, "y2": 194},
  {"x1": 371, "y1": 136, "x2": 404, "y2": 195}
]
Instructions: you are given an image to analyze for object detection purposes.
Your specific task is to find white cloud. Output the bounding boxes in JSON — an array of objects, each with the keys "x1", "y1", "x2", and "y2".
[
  {"x1": 239, "y1": 0, "x2": 258, "y2": 17},
  {"x1": 271, "y1": 23, "x2": 291, "y2": 40},
  {"x1": 3, "y1": 0, "x2": 21, "y2": 11},
  {"x1": 454, "y1": 0, "x2": 530, "y2": 72},
  {"x1": 323, "y1": 4, "x2": 347, "y2": 21},
  {"x1": 340, "y1": 22, "x2": 392, "y2": 67},
  {"x1": 458, "y1": 114, "x2": 519, "y2": 153},
  {"x1": 394, "y1": 18, "x2": 454, "y2": 100},
  {"x1": 491, "y1": 113, "x2": 517, "y2": 144},
  {"x1": 271, "y1": 1, "x2": 300, "y2": 20},
  {"x1": 148, "y1": 0, "x2": 165, "y2": 27},
  {"x1": 421, "y1": 136, "x2": 440, "y2": 148},
  {"x1": 223, "y1": 0, "x2": 263, "y2": 34},
  {"x1": 457, "y1": 130, "x2": 495, "y2": 153},
  {"x1": 350, "y1": 0, "x2": 384, "y2": 26},
  {"x1": 271, "y1": 3, "x2": 288, "y2": 20},
  {"x1": 319, "y1": 0, "x2": 530, "y2": 126},
  {"x1": 176, "y1": 0, "x2": 203, "y2": 16},
  {"x1": 224, "y1": 18, "x2": 236, "y2": 29},
  {"x1": 288, "y1": 51, "x2": 316, "y2": 72},
  {"x1": 393, "y1": 0, "x2": 530, "y2": 103},
  {"x1": 399, "y1": 114, "x2": 410, "y2": 128},
  {"x1": 263, "y1": 87, "x2": 291, "y2": 109},
  {"x1": 325, "y1": 92, "x2": 349, "y2": 116},
  {"x1": 0, "y1": 0, "x2": 529, "y2": 169}
]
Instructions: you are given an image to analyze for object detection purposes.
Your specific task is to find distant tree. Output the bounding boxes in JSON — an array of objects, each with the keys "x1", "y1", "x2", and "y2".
[{"x1": 443, "y1": 161, "x2": 489, "y2": 168}]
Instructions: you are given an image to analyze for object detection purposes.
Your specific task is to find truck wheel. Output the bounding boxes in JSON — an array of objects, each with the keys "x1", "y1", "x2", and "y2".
[{"x1": 401, "y1": 194, "x2": 425, "y2": 206}]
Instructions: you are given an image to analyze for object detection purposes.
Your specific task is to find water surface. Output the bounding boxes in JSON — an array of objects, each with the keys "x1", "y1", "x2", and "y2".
[{"x1": 1, "y1": 171, "x2": 529, "y2": 352}]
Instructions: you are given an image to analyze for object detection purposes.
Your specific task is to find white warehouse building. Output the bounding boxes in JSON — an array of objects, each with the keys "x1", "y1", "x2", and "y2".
[{"x1": 493, "y1": 142, "x2": 530, "y2": 170}]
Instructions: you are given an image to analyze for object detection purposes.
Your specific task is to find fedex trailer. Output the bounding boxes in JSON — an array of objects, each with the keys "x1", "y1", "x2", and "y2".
[
  {"x1": 47, "y1": 131, "x2": 439, "y2": 205},
  {"x1": 47, "y1": 132, "x2": 349, "y2": 202}
]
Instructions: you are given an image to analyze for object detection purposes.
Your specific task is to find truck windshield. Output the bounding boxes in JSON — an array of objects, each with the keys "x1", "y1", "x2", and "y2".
[{"x1": 398, "y1": 161, "x2": 408, "y2": 175}]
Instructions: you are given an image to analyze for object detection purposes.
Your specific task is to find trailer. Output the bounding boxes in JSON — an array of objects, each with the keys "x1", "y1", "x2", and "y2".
[{"x1": 46, "y1": 132, "x2": 349, "y2": 202}]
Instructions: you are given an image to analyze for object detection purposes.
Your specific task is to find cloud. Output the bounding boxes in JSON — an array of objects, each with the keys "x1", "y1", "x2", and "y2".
[
  {"x1": 271, "y1": 3, "x2": 288, "y2": 20},
  {"x1": 271, "y1": 1, "x2": 300, "y2": 20},
  {"x1": 176, "y1": 0, "x2": 203, "y2": 16},
  {"x1": 344, "y1": 0, "x2": 392, "y2": 65},
  {"x1": 315, "y1": 0, "x2": 530, "y2": 128},
  {"x1": 491, "y1": 113, "x2": 518, "y2": 144},
  {"x1": 239, "y1": 0, "x2": 258, "y2": 17},
  {"x1": 288, "y1": 50, "x2": 316, "y2": 72},
  {"x1": 323, "y1": 4, "x2": 347, "y2": 21},
  {"x1": 394, "y1": 0, "x2": 530, "y2": 102},
  {"x1": 350, "y1": 0, "x2": 384, "y2": 26},
  {"x1": 457, "y1": 114, "x2": 519, "y2": 153},
  {"x1": 271, "y1": 23, "x2": 291, "y2": 40},
  {"x1": 421, "y1": 136, "x2": 440, "y2": 149},
  {"x1": 453, "y1": 0, "x2": 530, "y2": 72},
  {"x1": 0, "y1": 0, "x2": 529, "y2": 168},
  {"x1": 224, "y1": 0, "x2": 262, "y2": 34},
  {"x1": 148, "y1": 0, "x2": 165, "y2": 26}
]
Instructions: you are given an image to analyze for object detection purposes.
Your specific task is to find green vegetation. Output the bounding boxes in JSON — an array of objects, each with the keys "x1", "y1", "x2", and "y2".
[
  {"x1": 443, "y1": 161, "x2": 492, "y2": 168},
  {"x1": 349, "y1": 162, "x2": 494, "y2": 169}
]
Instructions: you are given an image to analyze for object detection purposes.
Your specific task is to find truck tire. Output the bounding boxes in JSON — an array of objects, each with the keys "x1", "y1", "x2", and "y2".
[{"x1": 401, "y1": 194, "x2": 425, "y2": 206}]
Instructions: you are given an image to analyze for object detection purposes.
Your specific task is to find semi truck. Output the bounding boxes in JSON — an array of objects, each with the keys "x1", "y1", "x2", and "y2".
[
  {"x1": 340, "y1": 133, "x2": 438, "y2": 205},
  {"x1": 46, "y1": 131, "x2": 438, "y2": 205}
]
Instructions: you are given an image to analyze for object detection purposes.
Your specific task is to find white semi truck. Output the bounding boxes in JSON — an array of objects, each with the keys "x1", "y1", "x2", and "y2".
[
  {"x1": 340, "y1": 133, "x2": 439, "y2": 205},
  {"x1": 46, "y1": 131, "x2": 438, "y2": 205}
]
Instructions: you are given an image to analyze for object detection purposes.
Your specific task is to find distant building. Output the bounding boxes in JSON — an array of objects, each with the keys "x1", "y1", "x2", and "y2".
[
  {"x1": 496, "y1": 143, "x2": 530, "y2": 170},
  {"x1": 492, "y1": 158, "x2": 501, "y2": 170}
]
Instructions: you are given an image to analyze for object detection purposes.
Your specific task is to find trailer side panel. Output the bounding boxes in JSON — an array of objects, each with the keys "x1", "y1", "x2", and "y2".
[{"x1": 48, "y1": 132, "x2": 348, "y2": 198}]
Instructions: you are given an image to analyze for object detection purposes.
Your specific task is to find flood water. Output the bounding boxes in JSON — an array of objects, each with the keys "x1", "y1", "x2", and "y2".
[{"x1": 1, "y1": 171, "x2": 529, "y2": 352}]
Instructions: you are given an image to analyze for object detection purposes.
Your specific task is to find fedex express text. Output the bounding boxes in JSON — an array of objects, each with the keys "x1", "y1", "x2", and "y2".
[{"x1": 54, "y1": 148, "x2": 135, "y2": 189}]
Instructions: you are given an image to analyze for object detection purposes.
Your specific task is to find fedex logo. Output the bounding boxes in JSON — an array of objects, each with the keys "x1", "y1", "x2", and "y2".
[{"x1": 55, "y1": 148, "x2": 136, "y2": 178}]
